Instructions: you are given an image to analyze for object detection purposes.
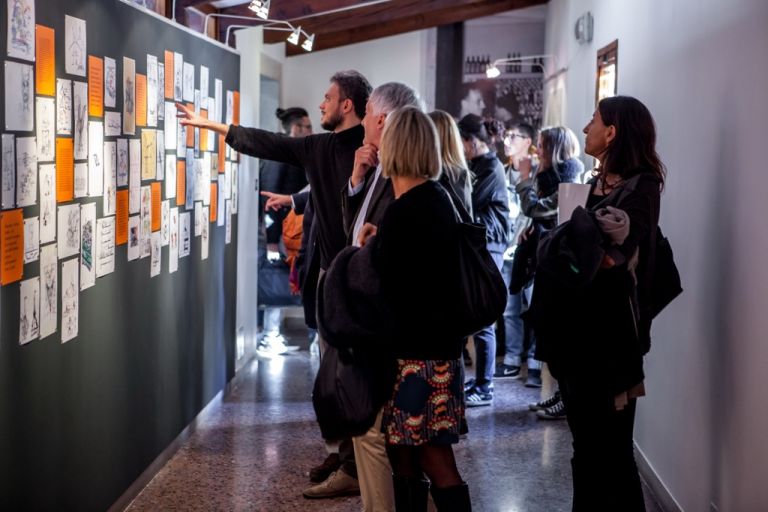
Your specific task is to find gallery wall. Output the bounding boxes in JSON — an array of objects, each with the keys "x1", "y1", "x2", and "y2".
[{"x1": 0, "y1": 0, "x2": 240, "y2": 509}]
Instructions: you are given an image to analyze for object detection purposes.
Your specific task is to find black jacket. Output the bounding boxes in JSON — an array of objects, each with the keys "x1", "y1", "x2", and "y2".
[
  {"x1": 227, "y1": 124, "x2": 364, "y2": 269},
  {"x1": 469, "y1": 152, "x2": 510, "y2": 254},
  {"x1": 292, "y1": 190, "x2": 320, "y2": 329},
  {"x1": 516, "y1": 157, "x2": 584, "y2": 231},
  {"x1": 341, "y1": 166, "x2": 394, "y2": 245}
]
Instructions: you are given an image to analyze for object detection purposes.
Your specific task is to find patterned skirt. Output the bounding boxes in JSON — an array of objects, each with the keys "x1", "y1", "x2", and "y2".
[{"x1": 381, "y1": 358, "x2": 467, "y2": 446}]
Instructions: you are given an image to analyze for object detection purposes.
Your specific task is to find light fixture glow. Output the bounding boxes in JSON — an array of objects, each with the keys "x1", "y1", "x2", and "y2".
[
  {"x1": 287, "y1": 26, "x2": 301, "y2": 45},
  {"x1": 248, "y1": 0, "x2": 270, "y2": 20},
  {"x1": 301, "y1": 33, "x2": 315, "y2": 52},
  {"x1": 486, "y1": 65, "x2": 501, "y2": 78}
]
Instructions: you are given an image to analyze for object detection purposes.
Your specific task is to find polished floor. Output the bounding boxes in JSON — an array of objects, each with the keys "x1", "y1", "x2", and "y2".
[{"x1": 126, "y1": 328, "x2": 663, "y2": 512}]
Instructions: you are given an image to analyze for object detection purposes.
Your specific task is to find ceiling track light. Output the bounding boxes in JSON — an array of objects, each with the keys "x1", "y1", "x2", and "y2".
[
  {"x1": 287, "y1": 26, "x2": 301, "y2": 45},
  {"x1": 301, "y1": 33, "x2": 315, "y2": 52},
  {"x1": 248, "y1": 0, "x2": 270, "y2": 20}
]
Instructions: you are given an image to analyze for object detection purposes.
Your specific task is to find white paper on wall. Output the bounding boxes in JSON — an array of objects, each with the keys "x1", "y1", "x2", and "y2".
[
  {"x1": 225, "y1": 200, "x2": 232, "y2": 245},
  {"x1": 7, "y1": 0, "x2": 36, "y2": 62},
  {"x1": 36, "y1": 97, "x2": 55, "y2": 162},
  {"x1": 123, "y1": 57, "x2": 136, "y2": 135},
  {"x1": 105, "y1": 111, "x2": 121, "y2": 137},
  {"x1": 226, "y1": 90, "x2": 233, "y2": 126},
  {"x1": 164, "y1": 101, "x2": 177, "y2": 150},
  {"x1": 39, "y1": 242, "x2": 57, "y2": 339},
  {"x1": 183, "y1": 62, "x2": 194, "y2": 102},
  {"x1": 79, "y1": 202, "x2": 96, "y2": 290},
  {"x1": 64, "y1": 15, "x2": 86, "y2": 76},
  {"x1": 140, "y1": 185, "x2": 151, "y2": 259},
  {"x1": 157, "y1": 63, "x2": 165, "y2": 121},
  {"x1": 173, "y1": 52, "x2": 183, "y2": 102},
  {"x1": 202, "y1": 152, "x2": 211, "y2": 206},
  {"x1": 74, "y1": 162, "x2": 87, "y2": 198},
  {"x1": 169, "y1": 207, "x2": 178, "y2": 273},
  {"x1": 194, "y1": 158, "x2": 204, "y2": 202},
  {"x1": 104, "y1": 56, "x2": 117, "y2": 109},
  {"x1": 179, "y1": 211, "x2": 190, "y2": 258},
  {"x1": 117, "y1": 138, "x2": 128, "y2": 187},
  {"x1": 201, "y1": 207, "x2": 209, "y2": 260},
  {"x1": 61, "y1": 257, "x2": 79, "y2": 343},
  {"x1": 147, "y1": 54, "x2": 158, "y2": 127},
  {"x1": 214, "y1": 79, "x2": 222, "y2": 123},
  {"x1": 217, "y1": 174, "x2": 225, "y2": 227},
  {"x1": 96, "y1": 216, "x2": 115, "y2": 277},
  {"x1": 165, "y1": 154, "x2": 176, "y2": 199},
  {"x1": 73, "y1": 82, "x2": 88, "y2": 160},
  {"x1": 231, "y1": 163, "x2": 238, "y2": 214},
  {"x1": 88, "y1": 121, "x2": 104, "y2": 197},
  {"x1": 129, "y1": 138, "x2": 140, "y2": 213},
  {"x1": 57, "y1": 78, "x2": 72, "y2": 135},
  {"x1": 57, "y1": 203, "x2": 80, "y2": 260},
  {"x1": 185, "y1": 151, "x2": 195, "y2": 210},
  {"x1": 16, "y1": 136, "x2": 37, "y2": 207},
  {"x1": 5, "y1": 61, "x2": 34, "y2": 131},
  {"x1": 156, "y1": 135, "x2": 165, "y2": 181},
  {"x1": 150, "y1": 231, "x2": 161, "y2": 277},
  {"x1": 19, "y1": 276, "x2": 40, "y2": 345},
  {"x1": 1, "y1": 134, "x2": 14, "y2": 209},
  {"x1": 200, "y1": 65, "x2": 209, "y2": 101},
  {"x1": 103, "y1": 141, "x2": 116, "y2": 216},
  {"x1": 161, "y1": 200, "x2": 170, "y2": 247},
  {"x1": 39, "y1": 163, "x2": 55, "y2": 242},
  {"x1": 194, "y1": 201, "x2": 202, "y2": 237},
  {"x1": 176, "y1": 120, "x2": 186, "y2": 158},
  {"x1": 23, "y1": 216, "x2": 39, "y2": 263},
  {"x1": 127, "y1": 215, "x2": 140, "y2": 261},
  {"x1": 224, "y1": 160, "x2": 232, "y2": 200}
]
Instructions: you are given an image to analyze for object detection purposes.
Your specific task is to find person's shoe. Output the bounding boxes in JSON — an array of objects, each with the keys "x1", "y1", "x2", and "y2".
[
  {"x1": 308, "y1": 453, "x2": 341, "y2": 483},
  {"x1": 463, "y1": 378, "x2": 476, "y2": 393},
  {"x1": 431, "y1": 482, "x2": 472, "y2": 511},
  {"x1": 525, "y1": 368, "x2": 542, "y2": 388},
  {"x1": 494, "y1": 364, "x2": 522, "y2": 379},
  {"x1": 465, "y1": 386, "x2": 493, "y2": 407},
  {"x1": 302, "y1": 470, "x2": 360, "y2": 499},
  {"x1": 528, "y1": 390, "x2": 561, "y2": 412},
  {"x1": 536, "y1": 398, "x2": 567, "y2": 420}
]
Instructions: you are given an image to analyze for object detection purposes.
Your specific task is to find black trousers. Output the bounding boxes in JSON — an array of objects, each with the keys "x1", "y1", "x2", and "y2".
[{"x1": 558, "y1": 377, "x2": 645, "y2": 512}]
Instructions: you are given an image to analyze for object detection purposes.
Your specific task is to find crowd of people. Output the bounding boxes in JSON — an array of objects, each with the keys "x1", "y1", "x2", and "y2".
[{"x1": 176, "y1": 70, "x2": 667, "y2": 512}]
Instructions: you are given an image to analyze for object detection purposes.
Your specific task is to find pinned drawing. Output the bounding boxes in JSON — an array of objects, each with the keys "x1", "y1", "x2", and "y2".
[
  {"x1": 61, "y1": 258, "x2": 79, "y2": 343},
  {"x1": 179, "y1": 211, "x2": 190, "y2": 258},
  {"x1": 141, "y1": 129, "x2": 157, "y2": 180},
  {"x1": 36, "y1": 97, "x2": 55, "y2": 162},
  {"x1": 74, "y1": 162, "x2": 87, "y2": 198},
  {"x1": 23, "y1": 216, "x2": 39, "y2": 263},
  {"x1": 164, "y1": 101, "x2": 177, "y2": 150},
  {"x1": 16, "y1": 137, "x2": 37, "y2": 207},
  {"x1": 173, "y1": 52, "x2": 183, "y2": 102},
  {"x1": 194, "y1": 201, "x2": 202, "y2": 237},
  {"x1": 226, "y1": 90, "x2": 234, "y2": 126},
  {"x1": 161, "y1": 200, "x2": 170, "y2": 246},
  {"x1": 117, "y1": 138, "x2": 128, "y2": 187},
  {"x1": 104, "y1": 57, "x2": 117, "y2": 108},
  {"x1": 156, "y1": 136, "x2": 165, "y2": 181},
  {"x1": 169, "y1": 207, "x2": 179, "y2": 273},
  {"x1": 103, "y1": 141, "x2": 116, "y2": 216},
  {"x1": 123, "y1": 57, "x2": 136, "y2": 135},
  {"x1": 165, "y1": 154, "x2": 176, "y2": 200},
  {"x1": 185, "y1": 155, "x2": 195, "y2": 210},
  {"x1": 140, "y1": 185, "x2": 151, "y2": 258},
  {"x1": 57, "y1": 203, "x2": 80, "y2": 259},
  {"x1": 39, "y1": 163, "x2": 55, "y2": 242},
  {"x1": 147, "y1": 55, "x2": 158, "y2": 127},
  {"x1": 40, "y1": 243, "x2": 57, "y2": 339},
  {"x1": 65, "y1": 15, "x2": 86, "y2": 76},
  {"x1": 129, "y1": 139, "x2": 140, "y2": 213},
  {"x1": 200, "y1": 65, "x2": 209, "y2": 101},
  {"x1": 183, "y1": 62, "x2": 194, "y2": 102},
  {"x1": 231, "y1": 163, "x2": 238, "y2": 214},
  {"x1": 2, "y1": 134, "x2": 15, "y2": 209},
  {"x1": 150, "y1": 231, "x2": 161, "y2": 277},
  {"x1": 225, "y1": 200, "x2": 232, "y2": 244},
  {"x1": 158, "y1": 63, "x2": 165, "y2": 121},
  {"x1": 80, "y1": 202, "x2": 95, "y2": 289},
  {"x1": 19, "y1": 276, "x2": 40, "y2": 345},
  {"x1": 5, "y1": 61, "x2": 34, "y2": 131},
  {"x1": 127, "y1": 215, "x2": 140, "y2": 261},
  {"x1": 73, "y1": 82, "x2": 88, "y2": 160},
  {"x1": 215, "y1": 79, "x2": 223, "y2": 123},
  {"x1": 88, "y1": 121, "x2": 104, "y2": 197},
  {"x1": 96, "y1": 217, "x2": 115, "y2": 277},
  {"x1": 201, "y1": 207, "x2": 209, "y2": 260},
  {"x1": 57, "y1": 79, "x2": 73, "y2": 135},
  {"x1": 105, "y1": 111, "x2": 121, "y2": 137},
  {"x1": 7, "y1": 0, "x2": 35, "y2": 62}
]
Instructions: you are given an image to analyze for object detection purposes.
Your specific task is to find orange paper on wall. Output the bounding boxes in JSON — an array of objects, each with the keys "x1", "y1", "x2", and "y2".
[
  {"x1": 56, "y1": 138, "x2": 74, "y2": 202},
  {"x1": 176, "y1": 160, "x2": 186, "y2": 206},
  {"x1": 186, "y1": 103, "x2": 195, "y2": 147},
  {"x1": 164, "y1": 51, "x2": 174, "y2": 99},
  {"x1": 151, "y1": 182, "x2": 161, "y2": 232},
  {"x1": 233, "y1": 91, "x2": 240, "y2": 126},
  {"x1": 210, "y1": 183, "x2": 218, "y2": 223},
  {"x1": 116, "y1": 190, "x2": 129, "y2": 245},
  {"x1": 35, "y1": 25, "x2": 55, "y2": 96},
  {"x1": 1, "y1": 209, "x2": 24, "y2": 285},
  {"x1": 218, "y1": 135, "x2": 226, "y2": 173},
  {"x1": 135, "y1": 74, "x2": 147, "y2": 126},
  {"x1": 200, "y1": 110, "x2": 208, "y2": 151},
  {"x1": 88, "y1": 55, "x2": 104, "y2": 117}
]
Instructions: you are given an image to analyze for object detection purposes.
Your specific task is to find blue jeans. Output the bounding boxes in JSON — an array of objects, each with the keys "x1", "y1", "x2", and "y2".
[
  {"x1": 501, "y1": 259, "x2": 540, "y2": 369},
  {"x1": 473, "y1": 251, "x2": 505, "y2": 388}
]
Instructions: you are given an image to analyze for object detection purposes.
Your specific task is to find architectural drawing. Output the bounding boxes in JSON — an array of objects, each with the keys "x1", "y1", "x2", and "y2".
[
  {"x1": 36, "y1": 97, "x2": 55, "y2": 162},
  {"x1": 5, "y1": 61, "x2": 34, "y2": 130},
  {"x1": 57, "y1": 204, "x2": 80, "y2": 259},
  {"x1": 2, "y1": 134, "x2": 15, "y2": 209},
  {"x1": 39, "y1": 164, "x2": 56, "y2": 243},
  {"x1": 105, "y1": 57, "x2": 117, "y2": 108},
  {"x1": 80, "y1": 202, "x2": 95, "y2": 290},
  {"x1": 65, "y1": 15, "x2": 86, "y2": 76},
  {"x1": 40, "y1": 243, "x2": 57, "y2": 339},
  {"x1": 123, "y1": 57, "x2": 136, "y2": 135},
  {"x1": 117, "y1": 138, "x2": 128, "y2": 187},
  {"x1": 57, "y1": 79, "x2": 73, "y2": 135},
  {"x1": 8, "y1": 0, "x2": 35, "y2": 61},
  {"x1": 16, "y1": 137, "x2": 37, "y2": 207},
  {"x1": 150, "y1": 231, "x2": 161, "y2": 277},
  {"x1": 105, "y1": 112, "x2": 121, "y2": 137},
  {"x1": 19, "y1": 277, "x2": 40, "y2": 345},
  {"x1": 73, "y1": 82, "x2": 88, "y2": 160},
  {"x1": 61, "y1": 258, "x2": 79, "y2": 343}
]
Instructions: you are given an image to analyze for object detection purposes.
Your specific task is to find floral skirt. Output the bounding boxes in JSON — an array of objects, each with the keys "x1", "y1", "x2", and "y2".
[{"x1": 381, "y1": 358, "x2": 467, "y2": 446}]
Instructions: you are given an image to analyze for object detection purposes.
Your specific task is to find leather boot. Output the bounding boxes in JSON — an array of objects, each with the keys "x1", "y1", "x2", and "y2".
[
  {"x1": 393, "y1": 476, "x2": 429, "y2": 512},
  {"x1": 430, "y1": 482, "x2": 471, "y2": 512}
]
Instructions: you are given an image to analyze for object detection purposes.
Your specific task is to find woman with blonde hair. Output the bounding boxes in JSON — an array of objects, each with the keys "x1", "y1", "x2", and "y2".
[
  {"x1": 429, "y1": 110, "x2": 473, "y2": 215},
  {"x1": 320, "y1": 106, "x2": 471, "y2": 511}
]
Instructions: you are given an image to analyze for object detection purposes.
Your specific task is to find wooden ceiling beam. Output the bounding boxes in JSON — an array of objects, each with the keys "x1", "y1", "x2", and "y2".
[{"x1": 221, "y1": 0, "x2": 371, "y2": 21}]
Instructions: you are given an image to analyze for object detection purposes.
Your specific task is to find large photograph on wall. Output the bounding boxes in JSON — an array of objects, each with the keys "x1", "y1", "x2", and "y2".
[{"x1": 451, "y1": 76, "x2": 544, "y2": 128}]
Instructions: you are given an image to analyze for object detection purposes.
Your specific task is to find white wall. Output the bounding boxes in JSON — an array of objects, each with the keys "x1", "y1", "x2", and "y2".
[
  {"x1": 465, "y1": 21, "x2": 546, "y2": 63},
  {"x1": 545, "y1": 1, "x2": 768, "y2": 510}
]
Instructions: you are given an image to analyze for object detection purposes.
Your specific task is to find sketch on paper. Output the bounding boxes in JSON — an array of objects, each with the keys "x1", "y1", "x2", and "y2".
[
  {"x1": 140, "y1": 185, "x2": 151, "y2": 258},
  {"x1": 202, "y1": 153, "x2": 211, "y2": 206},
  {"x1": 5, "y1": 61, "x2": 34, "y2": 131},
  {"x1": 73, "y1": 82, "x2": 88, "y2": 160},
  {"x1": 225, "y1": 200, "x2": 232, "y2": 244},
  {"x1": 117, "y1": 138, "x2": 128, "y2": 187},
  {"x1": 141, "y1": 129, "x2": 157, "y2": 180},
  {"x1": 177, "y1": 120, "x2": 186, "y2": 157},
  {"x1": 74, "y1": 162, "x2": 87, "y2": 198},
  {"x1": 2, "y1": 134, "x2": 15, "y2": 209},
  {"x1": 158, "y1": 63, "x2": 165, "y2": 121},
  {"x1": 104, "y1": 57, "x2": 117, "y2": 108},
  {"x1": 185, "y1": 155, "x2": 195, "y2": 210},
  {"x1": 23, "y1": 216, "x2": 39, "y2": 263},
  {"x1": 183, "y1": 63, "x2": 194, "y2": 102},
  {"x1": 201, "y1": 207, "x2": 209, "y2": 260},
  {"x1": 61, "y1": 258, "x2": 79, "y2": 343},
  {"x1": 173, "y1": 52, "x2": 183, "y2": 102},
  {"x1": 103, "y1": 141, "x2": 116, "y2": 216},
  {"x1": 169, "y1": 207, "x2": 179, "y2": 273},
  {"x1": 194, "y1": 158, "x2": 205, "y2": 203},
  {"x1": 105, "y1": 112, "x2": 121, "y2": 137},
  {"x1": 37, "y1": 97, "x2": 56, "y2": 162},
  {"x1": 16, "y1": 137, "x2": 37, "y2": 207},
  {"x1": 179, "y1": 211, "x2": 191, "y2": 258},
  {"x1": 226, "y1": 90, "x2": 234, "y2": 125},
  {"x1": 65, "y1": 15, "x2": 86, "y2": 76},
  {"x1": 150, "y1": 231, "x2": 161, "y2": 277},
  {"x1": 161, "y1": 200, "x2": 170, "y2": 246},
  {"x1": 194, "y1": 201, "x2": 202, "y2": 237},
  {"x1": 57, "y1": 79, "x2": 73, "y2": 135},
  {"x1": 39, "y1": 163, "x2": 56, "y2": 243},
  {"x1": 147, "y1": 54, "x2": 158, "y2": 127},
  {"x1": 19, "y1": 277, "x2": 40, "y2": 345},
  {"x1": 129, "y1": 139, "x2": 140, "y2": 213},
  {"x1": 123, "y1": 57, "x2": 136, "y2": 135},
  {"x1": 156, "y1": 135, "x2": 165, "y2": 181},
  {"x1": 232, "y1": 163, "x2": 238, "y2": 214},
  {"x1": 164, "y1": 101, "x2": 177, "y2": 150},
  {"x1": 80, "y1": 202, "x2": 95, "y2": 290},
  {"x1": 88, "y1": 121, "x2": 104, "y2": 197},
  {"x1": 58, "y1": 204, "x2": 80, "y2": 259},
  {"x1": 128, "y1": 215, "x2": 140, "y2": 261},
  {"x1": 40, "y1": 243, "x2": 57, "y2": 339},
  {"x1": 96, "y1": 217, "x2": 115, "y2": 277},
  {"x1": 215, "y1": 79, "x2": 223, "y2": 123},
  {"x1": 165, "y1": 154, "x2": 176, "y2": 200},
  {"x1": 217, "y1": 174, "x2": 225, "y2": 227},
  {"x1": 8, "y1": 0, "x2": 35, "y2": 61},
  {"x1": 200, "y1": 66, "x2": 209, "y2": 101}
]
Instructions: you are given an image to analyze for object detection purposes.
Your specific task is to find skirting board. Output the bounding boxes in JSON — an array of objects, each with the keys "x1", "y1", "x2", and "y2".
[
  {"x1": 635, "y1": 443, "x2": 684, "y2": 512},
  {"x1": 108, "y1": 387, "x2": 227, "y2": 512}
]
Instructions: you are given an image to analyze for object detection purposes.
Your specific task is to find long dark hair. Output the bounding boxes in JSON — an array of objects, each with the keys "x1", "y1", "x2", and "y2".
[
  {"x1": 276, "y1": 107, "x2": 308, "y2": 133},
  {"x1": 597, "y1": 96, "x2": 666, "y2": 187},
  {"x1": 457, "y1": 114, "x2": 503, "y2": 145}
]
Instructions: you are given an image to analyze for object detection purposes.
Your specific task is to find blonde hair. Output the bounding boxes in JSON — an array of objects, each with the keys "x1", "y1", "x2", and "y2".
[
  {"x1": 428, "y1": 110, "x2": 471, "y2": 184},
  {"x1": 380, "y1": 106, "x2": 441, "y2": 180}
]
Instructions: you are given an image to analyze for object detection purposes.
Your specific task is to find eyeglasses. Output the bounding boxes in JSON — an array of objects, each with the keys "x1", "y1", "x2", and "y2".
[{"x1": 505, "y1": 133, "x2": 528, "y2": 141}]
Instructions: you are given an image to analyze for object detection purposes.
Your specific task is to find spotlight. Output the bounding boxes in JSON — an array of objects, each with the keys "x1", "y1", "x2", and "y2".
[
  {"x1": 301, "y1": 33, "x2": 315, "y2": 52},
  {"x1": 486, "y1": 65, "x2": 501, "y2": 78},
  {"x1": 248, "y1": 0, "x2": 270, "y2": 20},
  {"x1": 287, "y1": 26, "x2": 301, "y2": 45}
]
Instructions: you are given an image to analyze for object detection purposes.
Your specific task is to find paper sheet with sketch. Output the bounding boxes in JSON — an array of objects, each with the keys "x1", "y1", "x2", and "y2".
[
  {"x1": 5, "y1": 61, "x2": 34, "y2": 131},
  {"x1": 64, "y1": 15, "x2": 86, "y2": 76},
  {"x1": 61, "y1": 257, "x2": 78, "y2": 343},
  {"x1": 96, "y1": 217, "x2": 115, "y2": 277},
  {"x1": 79, "y1": 202, "x2": 95, "y2": 290},
  {"x1": 57, "y1": 203, "x2": 80, "y2": 260},
  {"x1": 16, "y1": 137, "x2": 37, "y2": 207},
  {"x1": 40, "y1": 242, "x2": 57, "y2": 339},
  {"x1": 39, "y1": 163, "x2": 55, "y2": 243}
]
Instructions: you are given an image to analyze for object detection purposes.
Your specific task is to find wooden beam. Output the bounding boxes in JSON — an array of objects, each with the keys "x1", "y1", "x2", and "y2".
[
  {"x1": 173, "y1": 0, "x2": 210, "y2": 25},
  {"x1": 270, "y1": 0, "x2": 548, "y2": 54},
  {"x1": 221, "y1": 0, "x2": 370, "y2": 21}
]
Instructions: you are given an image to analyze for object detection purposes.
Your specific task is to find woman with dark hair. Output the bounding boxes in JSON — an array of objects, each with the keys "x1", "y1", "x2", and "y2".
[
  {"x1": 457, "y1": 114, "x2": 510, "y2": 406},
  {"x1": 530, "y1": 96, "x2": 666, "y2": 511}
]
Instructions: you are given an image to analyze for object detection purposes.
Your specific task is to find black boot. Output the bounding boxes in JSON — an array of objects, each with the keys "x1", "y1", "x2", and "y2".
[
  {"x1": 393, "y1": 476, "x2": 429, "y2": 512},
  {"x1": 430, "y1": 482, "x2": 471, "y2": 512}
]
